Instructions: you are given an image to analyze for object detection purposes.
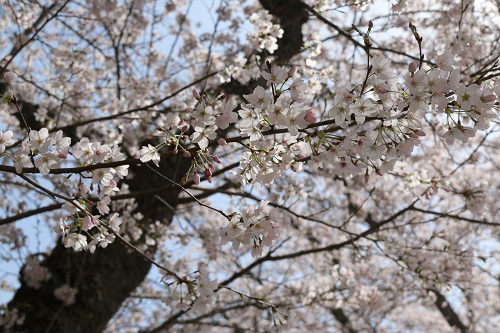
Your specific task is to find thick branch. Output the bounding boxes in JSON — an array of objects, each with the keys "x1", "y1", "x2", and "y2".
[{"x1": 428, "y1": 288, "x2": 468, "y2": 333}]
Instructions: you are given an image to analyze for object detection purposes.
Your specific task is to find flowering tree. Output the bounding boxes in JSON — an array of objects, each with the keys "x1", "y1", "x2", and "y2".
[{"x1": 0, "y1": 0, "x2": 499, "y2": 332}]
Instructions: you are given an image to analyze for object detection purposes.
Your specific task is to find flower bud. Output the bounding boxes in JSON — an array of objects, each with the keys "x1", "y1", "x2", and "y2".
[
  {"x1": 183, "y1": 151, "x2": 191, "y2": 158},
  {"x1": 204, "y1": 168, "x2": 212, "y2": 177},
  {"x1": 193, "y1": 173, "x2": 200, "y2": 185},
  {"x1": 288, "y1": 66, "x2": 296, "y2": 77},
  {"x1": 408, "y1": 61, "x2": 418, "y2": 73},
  {"x1": 481, "y1": 94, "x2": 496, "y2": 103},
  {"x1": 211, "y1": 155, "x2": 221, "y2": 164},
  {"x1": 172, "y1": 149, "x2": 178, "y2": 155},
  {"x1": 192, "y1": 89, "x2": 200, "y2": 100},
  {"x1": 217, "y1": 138, "x2": 227, "y2": 146},
  {"x1": 414, "y1": 129, "x2": 426, "y2": 137}
]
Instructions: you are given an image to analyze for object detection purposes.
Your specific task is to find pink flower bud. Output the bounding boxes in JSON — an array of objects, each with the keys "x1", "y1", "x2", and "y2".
[
  {"x1": 211, "y1": 155, "x2": 221, "y2": 164},
  {"x1": 109, "y1": 179, "x2": 117, "y2": 187},
  {"x1": 3, "y1": 71, "x2": 18, "y2": 83},
  {"x1": 409, "y1": 132, "x2": 419, "y2": 139},
  {"x1": 414, "y1": 129, "x2": 426, "y2": 137},
  {"x1": 217, "y1": 138, "x2": 227, "y2": 146},
  {"x1": 288, "y1": 66, "x2": 296, "y2": 77},
  {"x1": 204, "y1": 168, "x2": 212, "y2": 177},
  {"x1": 364, "y1": 171, "x2": 370, "y2": 184},
  {"x1": 192, "y1": 89, "x2": 201, "y2": 100},
  {"x1": 207, "y1": 175, "x2": 212, "y2": 183},
  {"x1": 375, "y1": 86, "x2": 386, "y2": 94},
  {"x1": 183, "y1": 151, "x2": 191, "y2": 158},
  {"x1": 481, "y1": 94, "x2": 496, "y2": 103},
  {"x1": 408, "y1": 61, "x2": 418, "y2": 73},
  {"x1": 172, "y1": 149, "x2": 178, "y2": 155},
  {"x1": 193, "y1": 173, "x2": 200, "y2": 185},
  {"x1": 58, "y1": 152, "x2": 68, "y2": 159},
  {"x1": 181, "y1": 177, "x2": 187, "y2": 186}
]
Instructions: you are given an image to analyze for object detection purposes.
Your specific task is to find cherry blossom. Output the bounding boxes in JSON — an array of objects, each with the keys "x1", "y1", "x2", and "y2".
[
  {"x1": 0, "y1": 1, "x2": 498, "y2": 332},
  {"x1": 0, "y1": 130, "x2": 14, "y2": 153},
  {"x1": 139, "y1": 144, "x2": 161, "y2": 166}
]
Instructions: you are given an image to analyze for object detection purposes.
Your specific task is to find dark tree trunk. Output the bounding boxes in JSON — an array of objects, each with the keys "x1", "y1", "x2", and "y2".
[{"x1": 7, "y1": 240, "x2": 152, "y2": 333}]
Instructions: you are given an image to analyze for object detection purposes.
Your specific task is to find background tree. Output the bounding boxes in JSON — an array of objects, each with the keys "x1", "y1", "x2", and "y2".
[{"x1": 0, "y1": 0, "x2": 499, "y2": 332}]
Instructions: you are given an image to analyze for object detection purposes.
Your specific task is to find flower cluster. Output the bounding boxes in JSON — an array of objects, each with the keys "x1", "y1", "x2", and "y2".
[
  {"x1": 161, "y1": 264, "x2": 217, "y2": 313},
  {"x1": 220, "y1": 201, "x2": 282, "y2": 258},
  {"x1": 22, "y1": 256, "x2": 51, "y2": 289},
  {"x1": 228, "y1": 53, "x2": 498, "y2": 187},
  {"x1": 139, "y1": 112, "x2": 189, "y2": 166},
  {"x1": 138, "y1": 92, "x2": 233, "y2": 184},
  {"x1": 190, "y1": 90, "x2": 237, "y2": 149},
  {"x1": 247, "y1": 10, "x2": 284, "y2": 54},
  {"x1": 9, "y1": 128, "x2": 71, "y2": 174},
  {"x1": 0, "y1": 123, "x2": 129, "y2": 253}
]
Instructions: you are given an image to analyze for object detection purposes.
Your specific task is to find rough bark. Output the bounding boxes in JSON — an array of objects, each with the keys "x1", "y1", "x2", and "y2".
[{"x1": 7, "y1": 239, "x2": 152, "y2": 333}]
